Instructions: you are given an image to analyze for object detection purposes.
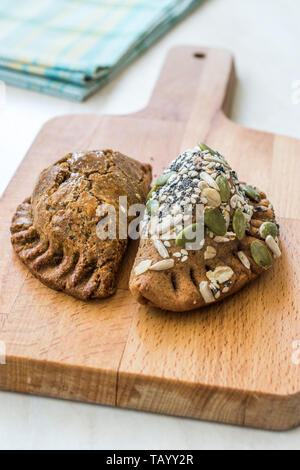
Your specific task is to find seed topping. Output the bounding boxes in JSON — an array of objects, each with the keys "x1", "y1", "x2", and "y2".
[
  {"x1": 150, "y1": 259, "x2": 175, "y2": 271},
  {"x1": 199, "y1": 281, "x2": 215, "y2": 303}
]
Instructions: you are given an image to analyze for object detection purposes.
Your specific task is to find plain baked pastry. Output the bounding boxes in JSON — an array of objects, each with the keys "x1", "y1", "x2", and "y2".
[
  {"x1": 11, "y1": 150, "x2": 152, "y2": 300},
  {"x1": 130, "y1": 144, "x2": 281, "y2": 311}
]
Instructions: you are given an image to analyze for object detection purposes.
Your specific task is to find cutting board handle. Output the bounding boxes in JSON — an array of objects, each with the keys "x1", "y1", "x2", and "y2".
[{"x1": 141, "y1": 46, "x2": 235, "y2": 149}]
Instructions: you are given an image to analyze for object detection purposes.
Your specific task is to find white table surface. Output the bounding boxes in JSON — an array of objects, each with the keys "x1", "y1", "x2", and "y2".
[{"x1": 0, "y1": 0, "x2": 299, "y2": 450}]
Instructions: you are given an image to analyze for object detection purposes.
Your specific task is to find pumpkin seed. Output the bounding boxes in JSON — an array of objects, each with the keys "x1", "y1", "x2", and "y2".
[
  {"x1": 146, "y1": 199, "x2": 159, "y2": 215},
  {"x1": 204, "y1": 208, "x2": 227, "y2": 236},
  {"x1": 146, "y1": 186, "x2": 158, "y2": 201},
  {"x1": 155, "y1": 171, "x2": 176, "y2": 187},
  {"x1": 216, "y1": 175, "x2": 231, "y2": 202},
  {"x1": 175, "y1": 223, "x2": 199, "y2": 247},
  {"x1": 233, "y1": 209, "x2": 246, "y2": 241},
  {"x1": 250, "y1": 241, "x2": 273, "y2": 268},
  {"x1": 259, "y1": 222, "x2": 278, "y2": 240},
  {"x1": 241, "y1": 184, "x2": 261, "y2": 203},
  {"x1": 198, "y1": 142, "x2": 217, "y2": 155}
]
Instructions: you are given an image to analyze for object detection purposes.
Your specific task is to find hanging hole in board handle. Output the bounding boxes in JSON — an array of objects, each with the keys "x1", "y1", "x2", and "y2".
[{"x1": 194, "y1": 52, "x2": 206, "y2": 59}]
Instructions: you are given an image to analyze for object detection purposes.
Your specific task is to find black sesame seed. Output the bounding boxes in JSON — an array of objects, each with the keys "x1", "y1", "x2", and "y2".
[
  {"x1": 211, "y1": 287, "x2": 219, "y2": 295},
  {"x1": 254, "y1": 206, "x2": 267, "y2": 213},
  {"x1": 216, "y1": 164, "x2": 224, "y2": 172},
  {"x1": 223, "y1": 280, "x2": 233, "y2": 287}
]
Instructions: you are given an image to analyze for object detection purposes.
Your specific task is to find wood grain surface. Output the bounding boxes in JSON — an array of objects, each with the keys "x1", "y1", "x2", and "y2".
[{"x1": 0, "y1": 46, "x2": 299, "y2": 430}]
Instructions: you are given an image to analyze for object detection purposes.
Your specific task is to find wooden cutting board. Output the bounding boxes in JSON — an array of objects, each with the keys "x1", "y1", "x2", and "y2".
[{"x1": 1, "y1": 46, "x2": 299, "y2": 431}]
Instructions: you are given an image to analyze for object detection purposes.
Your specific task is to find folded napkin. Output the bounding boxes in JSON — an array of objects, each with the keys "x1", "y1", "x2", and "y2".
[{"x1": 0, "y1": 0, "x2": 202, "y2": 101}]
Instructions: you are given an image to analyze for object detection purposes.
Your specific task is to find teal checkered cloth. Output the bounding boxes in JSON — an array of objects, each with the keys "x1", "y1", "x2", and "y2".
[{"x1": 0, "y1": 0, "x2": 202, "y2": 101}]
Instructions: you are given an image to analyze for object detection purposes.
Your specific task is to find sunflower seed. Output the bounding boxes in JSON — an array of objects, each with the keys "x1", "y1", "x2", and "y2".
[
  {"x1": 200, "y1": 171, "x2": 219, "y2": 189},
  {"x1": 237, "y1": 251, "x2": 251, "y2": 269},
  {"x1": 199, "y1": 281, "x2": 215, "y2": 303},
  {"x1": 181, "y1": 256, "x2": 188, "y2": 262},
  {"x1": 150, "y1": 259, "x2": 175, "y2": 271},
  {"x1": 223, "y1": 210, "x2": 230, "y2": 229},
  {"x1": 164, "y1": 241, "x2": 171, "y2": 247},
  {"x1": 214, "y1": 236, "x2": 230, "y2": 243},
  {"x1": 158, "y1": 216, "x2": 174, "y2": 234},
  {"x1": 206, "y1": 162, "x2": 215, "y2": 170},
  {"x1": 226, "y1": 231, "x2": 236, "y2": 238},
  {"x1": 153, "y1": 239, "x2": 169, "y2": 259},
  {"x1": 204, "y1": 155, "x2": 231, "y2": 168},
  {"x1": 134, "y1": 260, "x2": 152, "y2": 276},
  {"x1": 265, "y1": 235, "x2": 281, "y2": 258}
]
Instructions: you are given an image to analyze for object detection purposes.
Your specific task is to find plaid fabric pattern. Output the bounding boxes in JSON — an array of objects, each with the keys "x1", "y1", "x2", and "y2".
[{"x1": 0, "y1": 0, "x2": 202, "y2": 101}]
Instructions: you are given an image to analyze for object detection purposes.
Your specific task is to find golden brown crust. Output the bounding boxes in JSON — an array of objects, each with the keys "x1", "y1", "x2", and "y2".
[{"x1": 11, "y1": 150, "x2": 152, "y2": 300}]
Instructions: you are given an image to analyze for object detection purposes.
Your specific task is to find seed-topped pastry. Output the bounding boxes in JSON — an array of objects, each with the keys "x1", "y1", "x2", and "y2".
[
  {"x1": 11, "y1": 150, "x2": 152, "y2": 300},
  {"x1": 130, "y1": 143, "x2": 281, "y2": 311}
]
